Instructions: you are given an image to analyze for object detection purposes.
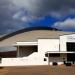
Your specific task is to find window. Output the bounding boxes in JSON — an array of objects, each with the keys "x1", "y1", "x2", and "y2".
[{"x1": 67, "y1": 42, "x2": 75, "y2": 51}]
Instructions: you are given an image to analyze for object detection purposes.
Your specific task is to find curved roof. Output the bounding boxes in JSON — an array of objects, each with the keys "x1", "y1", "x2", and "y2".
[{"x1": 0, "y1": 27, "x2": 59, "y2": 41}]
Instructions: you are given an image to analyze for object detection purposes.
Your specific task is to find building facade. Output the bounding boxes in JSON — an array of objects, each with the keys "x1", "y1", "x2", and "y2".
[{"x1": 0, "y1": 27, "x2": 75, "y2": 66}]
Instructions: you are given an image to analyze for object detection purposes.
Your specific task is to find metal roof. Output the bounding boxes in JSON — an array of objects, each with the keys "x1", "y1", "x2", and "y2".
[{"x1": 0, "y1": 27, "x2": 59, "y2": 41}]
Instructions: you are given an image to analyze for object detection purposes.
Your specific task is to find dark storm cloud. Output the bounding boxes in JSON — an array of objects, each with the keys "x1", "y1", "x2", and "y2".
[
  {"x1": 35, "y1": 0, "x2": 75, "y2": 16},
  {"x1": 12, "y1": 0, "x2": 75, "y2": 16},
  {"x1": 1, "y1": 0, "x2": 75, "y2": 35},
  {"x1": 0, "y1": 0, "x2": 27, "y2": 35}
]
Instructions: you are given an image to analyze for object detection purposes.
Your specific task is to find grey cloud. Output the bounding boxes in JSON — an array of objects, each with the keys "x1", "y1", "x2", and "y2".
[
  {"x1": 0, "y1": 0, "x2": 27, "y2": 35},
  {"x1": 0, "y1": 0, "x2": 75, "y2": 35},
  {"x1": 12, "y1": 0, "x2": 75, "y2": 16}
]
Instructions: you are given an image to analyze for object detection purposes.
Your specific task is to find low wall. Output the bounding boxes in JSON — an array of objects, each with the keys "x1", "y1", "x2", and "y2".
[
  {"x1": 0, "y1": 52, "x2": 66, "y2": 66},
  {"x1": 0, "y1": 52, "x2": 48, "y2": 66}
]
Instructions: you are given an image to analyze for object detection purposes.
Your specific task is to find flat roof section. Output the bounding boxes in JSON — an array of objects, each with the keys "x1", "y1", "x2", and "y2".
[
  {"x1": 46, "y1": 51, "x2": 75, "y2": 54},
  {"x1": 14, "y1": 42, "x2": 38, "y2": 46}
]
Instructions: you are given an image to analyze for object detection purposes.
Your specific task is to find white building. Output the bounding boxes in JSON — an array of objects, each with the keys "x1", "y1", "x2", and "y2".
[{"x1": 0, "y1": 27, "x2": 75, "y2": 66}]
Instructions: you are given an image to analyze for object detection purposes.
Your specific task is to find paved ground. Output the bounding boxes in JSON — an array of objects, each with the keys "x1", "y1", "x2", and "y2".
[{"x1": 0, "y1": 65, "x2": 75, "y2": 75}]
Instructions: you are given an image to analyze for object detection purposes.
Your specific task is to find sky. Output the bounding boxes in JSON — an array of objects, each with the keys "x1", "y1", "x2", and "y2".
[{"x1": 1, "y1": 0, "x2": 75, "y2": 35}]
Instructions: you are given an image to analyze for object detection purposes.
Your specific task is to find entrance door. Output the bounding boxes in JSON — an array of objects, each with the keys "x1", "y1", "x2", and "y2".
[{"x1": 66, "y1": 42, "x2": 75, "y2": 61}]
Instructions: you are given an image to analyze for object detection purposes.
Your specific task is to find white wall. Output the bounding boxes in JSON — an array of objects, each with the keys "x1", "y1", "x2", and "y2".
[
  {"x1": 60, "y1": 34, "x2": 75, "y2": 51},
  {"x1": 38, "y1": 39, "x2": 59, "y2": 54},
  {"x1": 38, "y1": 39, "x2": 65, "y2": 65},
  {"x1": 2, "y1": 37, "x2": 74, "y2": 66},
  {"x1": 60, "y1": 36, "x2": 67, "y2": 51},
  {"x1": 0, "y1": 52, "x2": 48, "y2": 66}
]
